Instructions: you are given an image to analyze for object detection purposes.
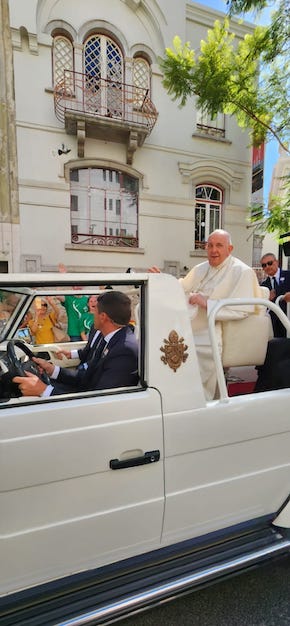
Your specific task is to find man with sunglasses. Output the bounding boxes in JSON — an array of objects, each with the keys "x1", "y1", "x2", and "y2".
[{"x1": 260, "y1": 253, "x2": 290, "y2": 337}]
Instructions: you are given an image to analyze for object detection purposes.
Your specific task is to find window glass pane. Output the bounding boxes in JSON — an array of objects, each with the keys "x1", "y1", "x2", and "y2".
[
  {"x1": 196, "y1": 108, "x2": 225, "y2": 138},
  {"x1": 85, "y1": 36, "x2": 101, "y2": 79},
  {"x1": 106, "y1": 39, "x2": 122, "y2": 83},
  {"x1": 209, "y1": 204, "x2": 221, "y2": 232},
  {"x1": 133, "y1": 57, "x2": 150, "y2": 108},
  {"x1": 53, "y1": 36, "x2": 73, "y2": 87},
  {"x1": 196, "y1": 186, "x2": 206, "y2": 199},
  {"x1": 70, "y1": 168, "x2": 138, "y2": 246},
  {"x1": 195, "y1": 203, "x2": 206, "y2": 246},
  {"x1": 194, "y1": 186, "x2": 222, "y2": 249},
  {"x1": 70, "y1": 170, "x2": 79, "y2": 182},
  {"x1": 209, "y1": 187, "x2": 221, "y2": 201},
  {"x1": 71, "y1": 195, "x2": 78, "y2": 211}
]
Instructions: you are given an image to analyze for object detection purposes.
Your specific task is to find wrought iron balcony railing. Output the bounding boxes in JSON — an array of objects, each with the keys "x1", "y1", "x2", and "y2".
[
  {"x1": 54, "y1": 70, "x2": 158, "y2": 162},
  {"x1": 71, "y1": 232, "x2": 138, "y2": 248}
]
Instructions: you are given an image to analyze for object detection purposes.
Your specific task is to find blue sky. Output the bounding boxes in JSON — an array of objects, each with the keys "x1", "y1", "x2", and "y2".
[{"x1": 194, "y1": 0, "x2": 279, "y2": 203}]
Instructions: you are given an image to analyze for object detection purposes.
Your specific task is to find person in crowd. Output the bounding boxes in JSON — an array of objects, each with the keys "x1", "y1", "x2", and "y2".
[
  {"x1": 57, "y1": 262, "x2": 88, "y2": 341},
  {"x1": 79, "y1": 295, "x2": 98, "y2": 340},
  {"x1": 28, "y1": 297, "x2": 60, "y2": 344},
  {"x1": 60, "y1": 292, "x2": 88, "y2": 341},
  {"x1": 260, "y1": 252, "x2": 290, "y2": 337},
  {"x1": 13, "y1": 291, "x2": 139, "y2": 397},
  {"x1": 150, "y1": 229, "x2": 261, "y2": 400},
  {"x1": 56, "y1": 296, "x2": 100, "y2": 366}
]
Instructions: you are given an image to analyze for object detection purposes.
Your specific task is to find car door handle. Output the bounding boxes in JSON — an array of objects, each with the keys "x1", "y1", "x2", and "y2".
[{"x1": 109, "y1": 449, "x2": 160, "y2": 470}]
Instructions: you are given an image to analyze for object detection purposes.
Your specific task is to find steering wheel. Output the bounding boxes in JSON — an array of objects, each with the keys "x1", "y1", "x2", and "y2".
[{"x1": 6, "y1": 340, "x2": 51, "y2": 385}]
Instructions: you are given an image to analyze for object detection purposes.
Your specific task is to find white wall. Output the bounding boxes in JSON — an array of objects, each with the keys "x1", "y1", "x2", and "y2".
[{"x1": 10, "y1": 0, "x2": 254, "y2": 273}]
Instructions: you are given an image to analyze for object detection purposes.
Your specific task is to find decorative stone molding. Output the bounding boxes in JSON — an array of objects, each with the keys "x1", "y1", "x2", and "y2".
[
  {"x1": 21, "y1": 255, "x2": 41, "y2": 273},
  {"x1": 11, "y1": 27, "x2": 38, "y2": 54},
  {"x1": 190, "y1": 249, "x2": 207, "y2": 258},
  {"x1": 11, "y1": 27, "x2": 21, "y2": 50},
  {"x1": 164, "y1": 260, "x2": 180, "y2": 278},
  {"x1": 127, "y1": 131, "x2": 138, "y2": 165},
  {"x1": 27, "y1": 31, "x2": 38, "y2": 54},
  {"x1": 178, "y1": 160, "x2": 243, "y2": 191},
  {"x1": 77, "y1": 120, "x2": 85, "y2": 158},
  {"x1": 64, "y1": 158, "x2": 144, "y2": 188},
  {"x1": 123, "y1": 0, "x2": 141, "y2": 11},
  {"x1": 65, "y1": 244, "x2": 145, "y2": 254}
]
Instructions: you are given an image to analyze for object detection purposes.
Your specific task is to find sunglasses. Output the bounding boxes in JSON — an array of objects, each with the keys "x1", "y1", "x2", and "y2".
[
  {"x1": 261, "y1": 260, "x2": 274, "y2": 268},
  {"x1": 41, "y1": 303, "x2": 48, "y2": 307}
]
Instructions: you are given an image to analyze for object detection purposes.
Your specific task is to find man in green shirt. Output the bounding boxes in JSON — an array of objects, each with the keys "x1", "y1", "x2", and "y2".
[{"x1": 62, "y1": 293, "x2": 88, "y2": 341}]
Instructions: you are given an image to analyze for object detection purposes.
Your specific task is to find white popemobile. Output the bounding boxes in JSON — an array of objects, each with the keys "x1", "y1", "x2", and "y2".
[{"x1": 0, "y1": 272, "x2": 290, "y2": 626}]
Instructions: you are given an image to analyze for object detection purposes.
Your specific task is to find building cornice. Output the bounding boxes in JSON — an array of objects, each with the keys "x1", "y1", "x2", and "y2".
[{"x1": 186, "y1": 1, "x2": 255, "y2": 38}]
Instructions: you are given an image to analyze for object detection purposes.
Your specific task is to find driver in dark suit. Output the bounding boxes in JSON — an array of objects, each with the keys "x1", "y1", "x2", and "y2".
[{"x1": 13, "y1": 291, "x2": 139, "y2": 396}]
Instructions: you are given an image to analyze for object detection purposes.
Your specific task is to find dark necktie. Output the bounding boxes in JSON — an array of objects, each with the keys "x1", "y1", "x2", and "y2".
[
  {"x1": 273, "y1": 277, "x2": 278, "y2": 290},
  {"x1": 82, "y1": 336, "x2": 107, "y2": 388},
  {"x1": 90, "y1": 336, "x2": 106, "y2": 363}
]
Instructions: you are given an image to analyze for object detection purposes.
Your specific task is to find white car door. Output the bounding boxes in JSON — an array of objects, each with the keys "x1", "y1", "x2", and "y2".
[{"x1": 0, "y1": 387, "x2": 164, "y2": 595}]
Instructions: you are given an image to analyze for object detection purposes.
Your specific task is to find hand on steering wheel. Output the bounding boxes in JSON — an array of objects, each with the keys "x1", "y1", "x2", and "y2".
[{"x1": 7, "y1": 340, "x2": 51, "y2": 385}]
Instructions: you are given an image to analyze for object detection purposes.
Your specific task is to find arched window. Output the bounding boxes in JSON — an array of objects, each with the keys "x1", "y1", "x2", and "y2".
[
  {"x1": 133, "y1": 56, "x2": 150, "y2": 109},
  {"x1": 84, "y1": 35, "x2": 123, "y2": 117},
  {"x1": 194, "y1": 184, "x2": 223, "y2": 249},
  {"x1": 70, "y1": 167, "x2": 139, "y2": 247},
  {"x1": 52, "y1": 35, "x2": 73, "y2": 87}
]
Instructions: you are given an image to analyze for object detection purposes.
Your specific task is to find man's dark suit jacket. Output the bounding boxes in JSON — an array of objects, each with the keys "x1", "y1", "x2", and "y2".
[
  {"x1": 51, "y1": 326, "x2": 138, "y2": 395},
  {"x1": 77, "y1": 326, "x2": 100, "y2": 364},
  {"x1": 261, "y1": 269, "x2": 290, "y2": 337}
]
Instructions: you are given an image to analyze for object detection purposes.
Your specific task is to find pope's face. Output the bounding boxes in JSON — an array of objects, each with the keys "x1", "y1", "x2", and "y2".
[{"x1": 206, "y1": 233, "x2": 233, "y2": 267}]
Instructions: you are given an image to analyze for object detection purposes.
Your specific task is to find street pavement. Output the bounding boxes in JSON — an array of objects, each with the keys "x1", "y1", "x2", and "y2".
[{"x1": 118, "y1": 557, "x2": 290, "y2": 625}]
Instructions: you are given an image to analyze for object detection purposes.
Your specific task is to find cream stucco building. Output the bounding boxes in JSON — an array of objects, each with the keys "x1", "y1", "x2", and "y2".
[{"x1": 2, "y1": 0, "x2": 255, "y2": 273}]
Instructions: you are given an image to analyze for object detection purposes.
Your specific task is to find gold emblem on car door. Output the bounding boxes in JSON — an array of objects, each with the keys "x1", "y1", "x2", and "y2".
[{"x1": 160, "y1": 330, "x2": 188, "y2": 372}]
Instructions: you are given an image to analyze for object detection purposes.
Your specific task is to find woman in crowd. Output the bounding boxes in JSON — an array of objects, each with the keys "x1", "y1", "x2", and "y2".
[{"x1": 28, "y1": 296, "x2": 60, "y2": 344}]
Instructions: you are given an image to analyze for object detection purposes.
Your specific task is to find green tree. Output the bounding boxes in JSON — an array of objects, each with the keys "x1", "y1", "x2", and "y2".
[
  {"x1": 160, "y1": 0, "x2": 289, "y2": 237},
  {"x1": 250, "y1": 176, "x2": 290, "y2": 241},
  {"x1": 160, "y1": 0, "x2": 289, "y2": 152}
]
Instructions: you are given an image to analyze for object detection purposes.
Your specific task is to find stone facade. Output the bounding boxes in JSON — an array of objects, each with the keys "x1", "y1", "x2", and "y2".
[
  {"x1": 8, "y1": 0, "x2": 255, "y2": 273},
  {"x1": 0, "y1": 0, "x2": 20, "y2": 271}
]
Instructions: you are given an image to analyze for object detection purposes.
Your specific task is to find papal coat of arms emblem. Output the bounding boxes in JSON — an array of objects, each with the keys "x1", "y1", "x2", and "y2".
[{"x1": 160, "y1": 330, "x2": 188, "y2": 372}]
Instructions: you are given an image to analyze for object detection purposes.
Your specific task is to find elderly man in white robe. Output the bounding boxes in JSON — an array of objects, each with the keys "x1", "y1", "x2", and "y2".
[{"x1": 150, "y1": 229, "x2": 261, "y2": 400}]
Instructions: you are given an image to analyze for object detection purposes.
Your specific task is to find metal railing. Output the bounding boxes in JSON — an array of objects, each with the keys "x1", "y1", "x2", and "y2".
[
  {"x1": 54, "y1": 70, "x2": 158, "y2": 133},
  {"x1": 71, "y1": 232, "x2": 138, "y2": 247}
]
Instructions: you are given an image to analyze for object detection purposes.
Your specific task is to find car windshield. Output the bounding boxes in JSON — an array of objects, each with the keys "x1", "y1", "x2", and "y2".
[{"x1": 0, "y1": 289, "x2": 28, "y2": 341}]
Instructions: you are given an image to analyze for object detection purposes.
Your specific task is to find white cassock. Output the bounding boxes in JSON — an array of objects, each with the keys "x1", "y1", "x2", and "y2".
[{"x1": 180, "y1": 255, "x2": 261, "y2": 400}]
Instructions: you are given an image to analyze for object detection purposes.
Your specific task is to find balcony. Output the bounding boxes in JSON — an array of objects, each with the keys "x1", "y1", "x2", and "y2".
[
  {"x1": 54, "y1": 70, "x2": 158, "y2": 164},
  {"x1": 71, "y1": 232, "x2": 138, "y2": 248}
]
